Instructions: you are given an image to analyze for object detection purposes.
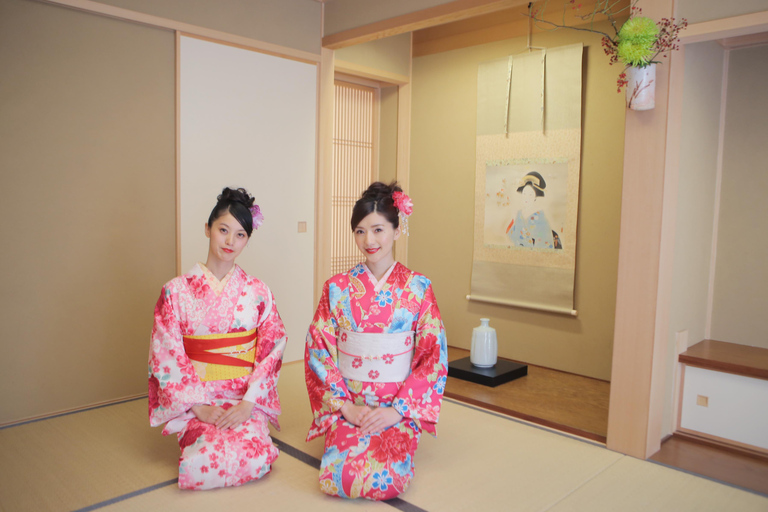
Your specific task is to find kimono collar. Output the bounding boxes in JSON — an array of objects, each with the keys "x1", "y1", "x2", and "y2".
[
  {"x1": 362, "y1": 261, "x2": 398, "y2": 294},
  {"x1": 197, "y1": 262, "x2": 237, "y2": 295}
]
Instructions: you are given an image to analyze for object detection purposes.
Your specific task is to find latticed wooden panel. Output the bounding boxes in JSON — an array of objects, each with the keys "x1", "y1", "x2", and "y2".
[{"x1": 331, "y1": 81, "x2": 376, "y2": 275}]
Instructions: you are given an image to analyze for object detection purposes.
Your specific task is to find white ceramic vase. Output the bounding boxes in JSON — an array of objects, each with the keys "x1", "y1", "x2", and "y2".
[
  {"x1": 470, "y1": 318, "x2": 498, "y2": 368},
  {"x1": 626, "y1": 63, "x2": 656, "y2": 111}
]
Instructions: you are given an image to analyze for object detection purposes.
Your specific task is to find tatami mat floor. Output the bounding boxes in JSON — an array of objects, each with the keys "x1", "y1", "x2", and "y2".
[{"x1": 1, "y1": 361, "x2": 766, "y2": 512}]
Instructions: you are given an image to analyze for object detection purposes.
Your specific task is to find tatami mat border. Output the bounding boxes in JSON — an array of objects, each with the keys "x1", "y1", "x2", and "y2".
[
  {"x1": 6, "y1": 392, "x2": 764, "y2": 507},
  {"x1": 72, "y1": 479, "x2": 179, "y2": 512},
  {"x1": 0, "y1": 396, "x2": 148, "y2": 430}
]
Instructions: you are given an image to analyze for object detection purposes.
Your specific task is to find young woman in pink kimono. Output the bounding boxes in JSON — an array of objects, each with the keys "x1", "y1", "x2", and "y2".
[
  {"x1": 305, "y1": 182, "x2": 448, "y2": 501},
  {"x1": 149, "y1": 187, "x2": 286, "y2": 490}
]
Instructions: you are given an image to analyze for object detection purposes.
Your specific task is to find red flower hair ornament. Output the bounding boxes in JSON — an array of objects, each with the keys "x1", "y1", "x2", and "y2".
[{"x1": 392, "y1": 191, "x2": 413, "y2": 236}]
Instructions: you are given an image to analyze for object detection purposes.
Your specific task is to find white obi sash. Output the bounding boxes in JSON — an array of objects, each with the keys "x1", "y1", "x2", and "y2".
[{"x1": 337, "y1": 329, "x2": 415, "y2": 383}]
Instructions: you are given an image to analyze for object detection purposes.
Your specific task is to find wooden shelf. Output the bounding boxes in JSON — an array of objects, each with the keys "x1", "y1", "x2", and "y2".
[{"x1": 679, "y1": 339, "x2": 768, "y2": 381}]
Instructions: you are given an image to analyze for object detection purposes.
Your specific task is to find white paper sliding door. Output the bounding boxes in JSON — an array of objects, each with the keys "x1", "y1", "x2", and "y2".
[{"x1": 179, "y1": 35, "x2": 317, "y2": 362}]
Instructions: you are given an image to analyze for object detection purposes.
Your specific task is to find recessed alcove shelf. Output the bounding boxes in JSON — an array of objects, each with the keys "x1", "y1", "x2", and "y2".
[
  {"x1": 678, "y1": 339, "x2": 768, "y2": 455},
  {"x1": 679, "y1": 339, "x2": 768, "y2": 380}
]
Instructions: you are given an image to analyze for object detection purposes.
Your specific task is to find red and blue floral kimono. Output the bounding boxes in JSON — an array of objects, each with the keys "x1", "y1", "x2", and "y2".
[
  {"x1": 305, "y1": 262, "x2": 448, "y2": 500},
  {"x1": 149, "y1": 263, "x2": 286, "y2": 490}
]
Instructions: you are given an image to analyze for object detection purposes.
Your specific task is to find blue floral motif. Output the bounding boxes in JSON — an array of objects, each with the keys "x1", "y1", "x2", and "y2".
[
  {"x1": 308, "y1": 348, "x2": 330, "y2": 381},
  {"x1": 389, "y1": 308, "x2": 414, "y2": 333},
  {"x1": 433, "y1": 375, "x2": 447, "y2": 394},
  {"x1": 392, "y1": 398, "x2": 409, "y2": 415},
  {"x1": 320, "y1": 445, "x2": 342, "y2": 470},
  {"x1": 329, "y1": 283, "x2": 342, "y2": 312},
  {"x1": 372, "y1": 470, "x2": 393, "y2": 491},
  {"x1": 375, "y1": 290, "x2": 393, "y2": 307},
  {"x1": 409, "y1": 275, "x2": 430, "y2": 300},
  {"x1": 351, "y1": 264, "x2": 365, "y2": 277},
  {"x1": 392, "y1": 454, "x2": 413, "y2": 477},
  {"x1": 421, "y1": 389, "x2": 433, "y2": 403},
  {"x1": 438, "y1": 331, "x2": 448, "y2": 365}
]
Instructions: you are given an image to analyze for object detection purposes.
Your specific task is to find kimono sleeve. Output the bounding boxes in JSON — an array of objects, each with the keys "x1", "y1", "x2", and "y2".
[
  {"x1": 392, "y1": 282, "x2": 448, "y2": 436},
  {"x1": 243, "y1": 288, "x2": 287, "y2": 429},
  {"x1": 148, "y1": 283, "x2": 207, "y2": 428},
  {"x1": 304, "y1": 280, "x2": 351, "y2": 441}
]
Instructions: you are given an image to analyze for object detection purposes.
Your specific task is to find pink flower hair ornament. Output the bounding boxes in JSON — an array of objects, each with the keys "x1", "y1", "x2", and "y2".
[
  {"x1": 392, "y1": 191, "x2": 413, "y2": 236},
  {"x1": 249, "y1": 204, "x2": 264, "y2": 231}
]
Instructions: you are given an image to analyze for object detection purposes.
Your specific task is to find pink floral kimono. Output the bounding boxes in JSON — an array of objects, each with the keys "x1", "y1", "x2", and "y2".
[
  {"x1": 305, "y1": 262, "x2": 448, "y2": 500},
  {"x1": 149, "y1": 263, "x2": 286, "y2": 490}
]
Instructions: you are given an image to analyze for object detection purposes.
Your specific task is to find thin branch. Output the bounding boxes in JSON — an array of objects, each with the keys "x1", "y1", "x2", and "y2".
[{"x1": 523, "y1": 13, "x2": 614, "y2": 40}]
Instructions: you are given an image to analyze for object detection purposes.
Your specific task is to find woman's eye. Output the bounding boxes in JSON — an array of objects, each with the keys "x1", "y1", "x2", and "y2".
[
  {"x1": 375, "y1": 228, "x2": 383, "y2": 233},
  {"x1": 220, "y1": 228, "x2": 227, "y2": 234},
  {"x1": 237, "y1": 233, "x2": 245, "y2": 238}
]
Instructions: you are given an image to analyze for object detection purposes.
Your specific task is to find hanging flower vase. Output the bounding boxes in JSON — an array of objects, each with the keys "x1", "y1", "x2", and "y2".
[{"x1": 626, "y1": 63, "x2": 656, "y2": 111}]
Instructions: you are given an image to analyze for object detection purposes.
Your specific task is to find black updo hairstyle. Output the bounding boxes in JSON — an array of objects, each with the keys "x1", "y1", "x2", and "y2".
[
  {"x1": 350, "y1": 181, "x2": 402, "y2": 231},
  {"x1": 207, "y1": 187, "x2": 256, "y2": 237},
  {"x1": 516, "y1": 171, "x2": 546, "y2": 198}
]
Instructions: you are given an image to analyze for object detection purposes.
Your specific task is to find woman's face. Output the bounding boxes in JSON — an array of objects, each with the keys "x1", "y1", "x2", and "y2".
[
  {"x1": 522, "y1": 185, "x2": 536, "y2": 205},
  {"x1": 205, "y1": 212, "x2": 249, "y2": 265},
  {"x1": 354, "y1": 211, "x2": 400, "y2": 268}
]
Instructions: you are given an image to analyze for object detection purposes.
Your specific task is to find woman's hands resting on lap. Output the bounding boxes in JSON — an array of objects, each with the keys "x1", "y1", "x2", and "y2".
[
  {"x1": 191, "y1": 399, "x2": 256, "y2": 430},
  {"x1": 341, "y1": 402, "x2": 403, "y2": 435}
]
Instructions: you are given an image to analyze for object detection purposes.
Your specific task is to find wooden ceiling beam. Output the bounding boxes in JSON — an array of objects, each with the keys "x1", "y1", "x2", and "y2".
[{"x1": 322, "y1": 0, "x2": 529, "y2": 50}]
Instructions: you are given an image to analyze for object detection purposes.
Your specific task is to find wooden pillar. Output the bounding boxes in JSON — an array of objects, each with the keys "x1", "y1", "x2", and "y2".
[{"x1": 606, "y1": 0, "x2": 676, "y2": 459}]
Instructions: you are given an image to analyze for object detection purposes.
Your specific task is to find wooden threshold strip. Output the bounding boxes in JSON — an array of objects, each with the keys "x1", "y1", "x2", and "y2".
[{"x1": 444, "y1": 391, "x2": 607, "y2": 444}]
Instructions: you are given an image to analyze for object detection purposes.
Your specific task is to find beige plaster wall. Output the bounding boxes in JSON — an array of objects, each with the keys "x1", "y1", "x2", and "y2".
[
  {"x1": 408, "y1": 24, "x2": 626, "y2": 380},
  {"x1": 335, "y1": 33, "x2": 412, "y2": 77},
  {"x1": 93, "y1": 0, "x2": 322, "y2": 53},
  {"x1": 0, "y1": 0, "x2": 175, "y2": 423},
  {"x1": 677, "y1": 0, "x2": 768, "y2": 24},
  {"x1": 324, "y1": 0, "x2": 449, "y2": 36},
  {"x1": 710, "y1": 44, "x2": 768, "y2": 349}
]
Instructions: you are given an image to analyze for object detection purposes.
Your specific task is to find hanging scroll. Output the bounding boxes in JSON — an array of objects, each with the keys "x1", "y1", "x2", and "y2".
[{"x1": 469, "y1": 44, "x2": 583, "y2": 315}]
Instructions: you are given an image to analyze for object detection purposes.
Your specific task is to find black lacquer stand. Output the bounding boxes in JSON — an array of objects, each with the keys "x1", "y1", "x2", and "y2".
[{"x1": 448, "y1": 357, "x2": 528, "y2": 387}]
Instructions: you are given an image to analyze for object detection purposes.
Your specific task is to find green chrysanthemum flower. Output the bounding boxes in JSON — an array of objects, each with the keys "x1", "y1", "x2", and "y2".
[
  {"x1": 617, "y1": 39, "x2": 654, "y2": 66},
  {"x1": 617, "y1": 16, "x2": 659, "y2": 67}
]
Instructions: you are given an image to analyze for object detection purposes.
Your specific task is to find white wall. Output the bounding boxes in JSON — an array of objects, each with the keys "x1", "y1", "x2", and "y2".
[
  {"x1": 710, "y1": 44, "x2": 768, "y2": 349},
  {"x1": 662, "y1": 41, "x2": 725, "y2": 436},
  {"x1": 180, "y1": 36, "x2": 317, "y2": 362}
]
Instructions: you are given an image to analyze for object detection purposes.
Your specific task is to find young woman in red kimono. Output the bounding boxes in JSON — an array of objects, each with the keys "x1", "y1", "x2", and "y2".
[
  {"x1": 149, "y1": 187, "x2": 286, "y2": 490},
  {"x1": 305, "y1": 182, "x2": 448, "y2": 501}
]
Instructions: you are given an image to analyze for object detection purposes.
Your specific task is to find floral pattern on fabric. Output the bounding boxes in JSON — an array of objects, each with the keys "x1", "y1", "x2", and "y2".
[
  {"x1": 149, "y1": 263, "x2": 287, "y2": 490},
  {"x1": 305, "y1": 263, "x2": 448, "y2": 500}
]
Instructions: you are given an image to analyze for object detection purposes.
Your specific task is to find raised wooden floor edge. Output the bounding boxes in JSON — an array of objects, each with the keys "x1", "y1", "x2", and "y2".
[
  {"x1": 671, "y1": 431, "x2": 768, "y2": 461},
  {"x1": 443, "y1": 391, "x2": 607, "y2": 444}
]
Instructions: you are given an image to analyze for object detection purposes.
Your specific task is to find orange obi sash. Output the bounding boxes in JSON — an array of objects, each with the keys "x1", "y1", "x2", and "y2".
[{"x1": 183, "y1": 328, "x2": 257, "y2": 382}]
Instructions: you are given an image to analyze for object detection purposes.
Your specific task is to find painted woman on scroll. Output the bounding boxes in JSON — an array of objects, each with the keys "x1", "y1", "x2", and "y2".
[
  {"x1": 148, "y1": 187, "x2": 286, "y2": 490},
  {"x1": 305, "y1": 181, "x2": 448, "y2": 501},
  {"x1": 507, "y1": 171, "x2": 561, "y2": 249}
]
